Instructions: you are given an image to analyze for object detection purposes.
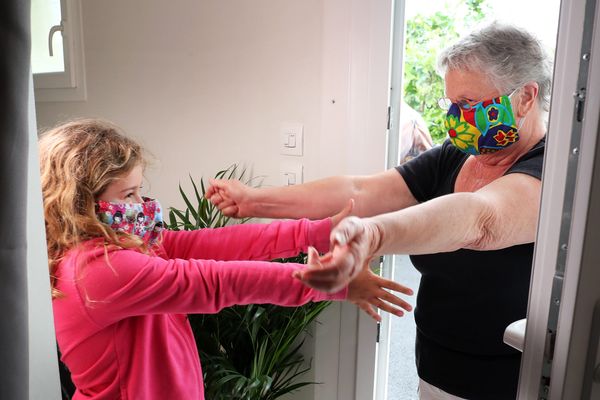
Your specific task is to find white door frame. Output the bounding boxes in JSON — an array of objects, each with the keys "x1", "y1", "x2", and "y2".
[
  {"x1": 374, "y1": 0, "x2": 407, "y2": 399},
  {"x1": 518, "y1": 0, "x2": 600, "y2": 397},
  {"x1": 314, "y1": 1, "x2": 394, "y2": 399}
]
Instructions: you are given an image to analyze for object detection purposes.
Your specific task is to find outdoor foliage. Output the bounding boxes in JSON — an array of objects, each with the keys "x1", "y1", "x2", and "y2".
[
  {"x1": 167, "y1": 165, "x2": 331, "y2": 400},
  {"x1": 403, "y1": 0, "x2": 489, "y2": 144}
]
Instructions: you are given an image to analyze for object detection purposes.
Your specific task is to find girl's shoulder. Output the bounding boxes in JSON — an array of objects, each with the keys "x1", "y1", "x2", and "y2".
[{"x1": 59, "y1": 238, "x2": 150, "y2": 275}]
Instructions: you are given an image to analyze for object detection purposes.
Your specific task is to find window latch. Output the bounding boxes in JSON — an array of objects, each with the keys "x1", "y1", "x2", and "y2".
[{"x1": 48, "y1": 20, "x2": 65, "y2": 57}]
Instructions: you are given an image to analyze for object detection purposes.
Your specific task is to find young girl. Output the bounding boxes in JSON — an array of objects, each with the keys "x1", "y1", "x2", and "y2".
[{"x1": 40, "y1": 119, "x2": 412, "y2": 400}]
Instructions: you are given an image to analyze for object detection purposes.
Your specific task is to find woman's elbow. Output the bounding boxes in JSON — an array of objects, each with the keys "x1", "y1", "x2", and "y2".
[{"x1": 464, "y1": 201, "x2": 503, "y2": 251}]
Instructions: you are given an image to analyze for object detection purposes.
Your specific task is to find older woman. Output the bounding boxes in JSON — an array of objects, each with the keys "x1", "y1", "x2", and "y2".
[{"x1": 207, "y1": 22, "x2": 551, "y2": 400}]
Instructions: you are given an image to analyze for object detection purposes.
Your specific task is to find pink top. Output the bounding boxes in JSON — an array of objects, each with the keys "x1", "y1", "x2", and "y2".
[{"x1": 53, "y1": 218, "x2": 346, "y2": 400}]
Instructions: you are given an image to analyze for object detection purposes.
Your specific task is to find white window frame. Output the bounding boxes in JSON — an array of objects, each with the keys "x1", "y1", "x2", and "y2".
[{"x1": 33, "y1": 0, "x2": 86, "y2": 102}]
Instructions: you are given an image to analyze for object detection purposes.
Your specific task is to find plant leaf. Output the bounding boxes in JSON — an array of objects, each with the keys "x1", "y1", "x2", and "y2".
[{"x1": 171, "y1": 163, "x2": 332, "y2": 399}]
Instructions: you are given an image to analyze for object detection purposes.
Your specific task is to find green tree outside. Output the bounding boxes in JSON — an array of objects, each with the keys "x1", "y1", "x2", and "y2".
[{"x1": 402, "y1": 0, "x2": 489, "y2": 144}]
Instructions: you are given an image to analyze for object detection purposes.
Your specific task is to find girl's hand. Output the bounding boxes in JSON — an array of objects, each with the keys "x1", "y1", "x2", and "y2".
[
  {"x1": 295, "y1": 246, "x2": 359, "y2": 293},
  {"x1": 331, "y1": 199, "x2": 354, "y2": 227},
  {"x1": 297, "y1": 248, "x2": 412, "y2": 321},
  {"x1": 347, "y1": 267, "x2": 413, "y2": 322}
]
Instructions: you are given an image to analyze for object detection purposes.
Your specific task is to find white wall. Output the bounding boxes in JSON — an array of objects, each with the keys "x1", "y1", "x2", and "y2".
[
  {"x1": 37, "y1": 0, "x2": 325, "y2": 211},
  {"x1": 29, "y1": 76, "x2": 61, "y2": 400},
  {"x1": 35, "y1": 1, "x2": 392, "y2": 399}
]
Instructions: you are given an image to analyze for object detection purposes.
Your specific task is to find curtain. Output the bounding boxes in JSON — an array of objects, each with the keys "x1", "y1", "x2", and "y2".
[{"x1": 0, "y1": 1, "x2": 31, "y2": 399}]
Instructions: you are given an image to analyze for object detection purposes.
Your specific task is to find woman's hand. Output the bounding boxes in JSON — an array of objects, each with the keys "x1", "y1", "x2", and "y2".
[
  {"x1": 205, "y1": 179, "x2": 251, "y2": 218},
  {"x1": 294, "y1": 217, "x2": 381, "y2": 292},
  {"x1": 347, "y1": 267, "x2": 413, "y2": 321}
]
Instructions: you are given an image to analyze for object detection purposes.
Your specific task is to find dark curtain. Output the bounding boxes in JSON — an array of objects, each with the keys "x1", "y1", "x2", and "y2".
[{"x1": 0, "y1": 1, "x2": 31, "y2": 399}]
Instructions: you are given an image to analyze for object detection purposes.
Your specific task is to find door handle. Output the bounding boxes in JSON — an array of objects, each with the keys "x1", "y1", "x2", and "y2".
[
  {"x1": 48, "y1": 21, "x2": 64, "y2": 57},
  {"x1": 504, "y1": 318, "x2": 527, "y2": 352}
]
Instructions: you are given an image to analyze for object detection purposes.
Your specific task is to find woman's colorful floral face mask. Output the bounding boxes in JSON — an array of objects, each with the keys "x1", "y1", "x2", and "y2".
[
  {"x1": 444, "y1": 92, "x2": 520, "y2": 155},
  {"x1": 96, "y1": 197, "x2": 164, "y2": 245}
]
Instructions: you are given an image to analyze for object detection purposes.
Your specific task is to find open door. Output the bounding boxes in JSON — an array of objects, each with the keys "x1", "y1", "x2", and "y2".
[
  {"x1": 378, "y1": 1, "x2": 562, "y2": 399},
  {"x1": 512, "y1": 0, "x2": 600, "y2": 398}
]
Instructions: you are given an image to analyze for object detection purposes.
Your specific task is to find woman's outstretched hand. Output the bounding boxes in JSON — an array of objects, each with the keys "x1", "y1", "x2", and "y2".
[
  {"x1": 205, "y1": 179, "x2": 250, "y2": 218},
  {"x1": 294, "y1": 216, "x2": 380, "y2": 293}
]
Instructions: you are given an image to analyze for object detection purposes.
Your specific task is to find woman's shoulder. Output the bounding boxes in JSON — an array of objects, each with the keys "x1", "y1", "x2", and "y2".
[
  {"x1": 505, "y1": 136, "x2": 546, "y2": 179},
  {"x1": 518, "y1": 136, "x2": 546, "y2": 160}
]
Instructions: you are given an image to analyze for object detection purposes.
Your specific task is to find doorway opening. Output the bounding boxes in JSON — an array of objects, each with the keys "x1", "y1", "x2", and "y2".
[{"x1": 376, "y1": 1, "x2": 561, "y2": 399}]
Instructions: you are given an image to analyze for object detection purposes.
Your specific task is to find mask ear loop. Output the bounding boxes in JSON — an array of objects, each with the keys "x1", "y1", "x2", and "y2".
[{"x1": 508, "y1": 87, "x2": 528, "y2": 130}]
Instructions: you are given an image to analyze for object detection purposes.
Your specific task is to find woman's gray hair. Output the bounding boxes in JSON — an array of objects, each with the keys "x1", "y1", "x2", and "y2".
[{"x1": 438, "y1": 22, "x2": 553, "y2": 111}]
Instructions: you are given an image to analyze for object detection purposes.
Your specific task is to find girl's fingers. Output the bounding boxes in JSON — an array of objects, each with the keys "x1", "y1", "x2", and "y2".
[
  {"x1": 373, "y1": 275, "x2": 414, "y2": 296},
  {"x1": 378, "y1": 290, "x2": 412, "y2": 311},
  {"x1": 341, "y1": 199, "x2": 355, "y2": 218},
  {"x1": 331, "y1": 199, "x2": 355, "y2": 227},
  {"x1": 306, "y1": 247, "x2": 322, "y2": 269},
  {"x1": 319, "y1": 252, "x2": 334, "y2": 263},
  {"x1": 370, "y1": 297, "x2": 405, "y2": 318},
  {"x1": 379, "y1": 291, "x2": 413, "y2": 312}
]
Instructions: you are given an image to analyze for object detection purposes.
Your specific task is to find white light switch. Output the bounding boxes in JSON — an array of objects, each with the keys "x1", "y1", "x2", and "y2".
[
  {"x1": 284, "y1": 172, "x2": 296, "y2": 185},
  {"x1": 280, "y1": 123, "x2": 303, "y2": 156},
  {"x1": 279, "y1": 162, "x2": 303, "y2": 186}
]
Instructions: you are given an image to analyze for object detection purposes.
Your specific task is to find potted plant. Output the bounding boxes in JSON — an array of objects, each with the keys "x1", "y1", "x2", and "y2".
[{"x1": 167, "y1": 165, "x2": 331, "y2": 400}]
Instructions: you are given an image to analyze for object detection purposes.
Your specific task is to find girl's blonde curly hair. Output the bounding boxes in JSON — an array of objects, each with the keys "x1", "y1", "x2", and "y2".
[{"x1": 39, "y1": 118, "x2": 148, "y2": 297}]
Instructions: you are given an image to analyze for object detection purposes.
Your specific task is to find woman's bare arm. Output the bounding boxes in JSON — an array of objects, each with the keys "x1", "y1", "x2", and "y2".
[
  {"x1": 206, "y1": 169, "x2": 418, "y2": 219},
  {"x1": 371, "y1": 172, "x2": 541, "y2": 254},
  {"x1": 296, "y1": 172, "x2": 542, "y2": 292}
]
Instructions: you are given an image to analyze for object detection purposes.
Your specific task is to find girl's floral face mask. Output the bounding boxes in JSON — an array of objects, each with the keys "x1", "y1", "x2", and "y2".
[{"x1": 96, "y1": 197, "x2": 164, "y2": 245}]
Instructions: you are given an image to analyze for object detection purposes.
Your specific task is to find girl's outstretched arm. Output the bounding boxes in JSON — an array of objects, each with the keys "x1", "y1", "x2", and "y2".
[{"x1": 161, "y1": 201, "x2": 353, "y2": 261}]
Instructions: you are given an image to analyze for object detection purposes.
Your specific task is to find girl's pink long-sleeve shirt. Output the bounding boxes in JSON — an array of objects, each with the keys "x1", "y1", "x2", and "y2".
[{"x1": 53, "y1": 218, "x2": 346, "y2": 400}]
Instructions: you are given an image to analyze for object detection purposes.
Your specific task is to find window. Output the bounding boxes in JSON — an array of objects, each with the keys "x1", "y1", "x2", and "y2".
[{"x1": 31, "y1": 0, "x2": 86, "y2": 102}]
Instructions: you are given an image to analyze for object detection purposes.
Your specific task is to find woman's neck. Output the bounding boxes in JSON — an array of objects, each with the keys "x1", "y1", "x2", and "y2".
[{"x1": 475, "y1": 116, "x2": 545, "y2": 168}]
